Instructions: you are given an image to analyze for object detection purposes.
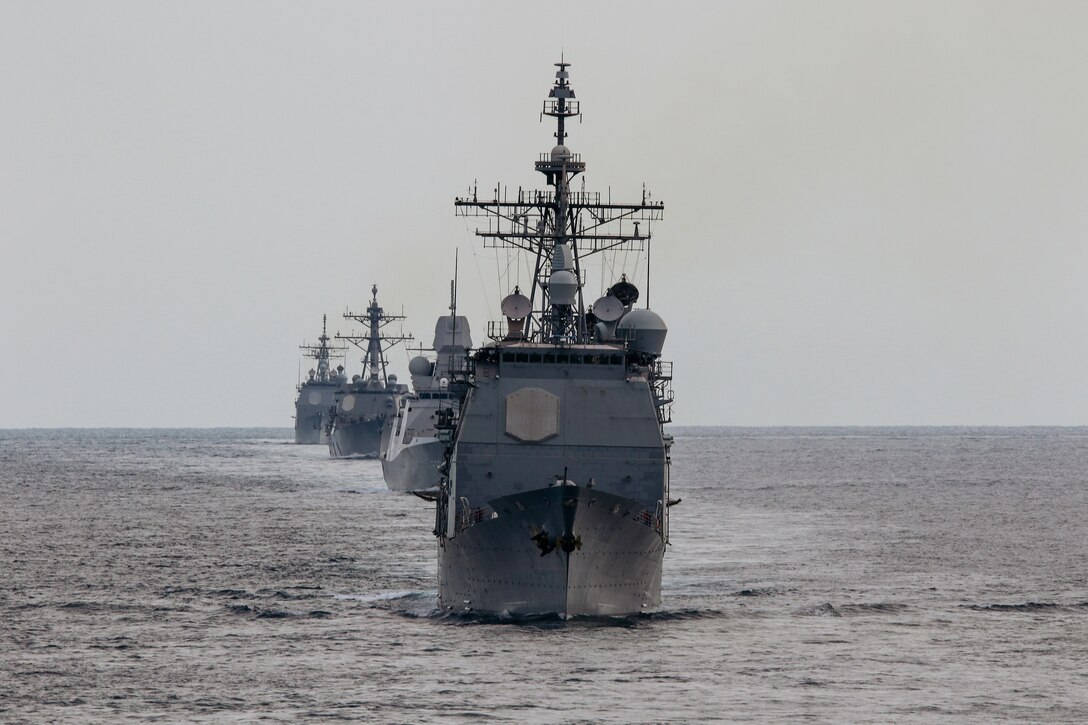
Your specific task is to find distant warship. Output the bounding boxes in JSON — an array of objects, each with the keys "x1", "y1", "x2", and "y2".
[
  {"x1": 327, "y1": 285, "x2": 412, "y2": 458},
  {"x1": 432, "y1": 61, "x2": 675, "y2": 617},
  {"x1": 381, "y1": 283, "x2": 472, "y2": 492},
  {"x1": 293, "y1": 315, "x2": 348, "y2": 445}
]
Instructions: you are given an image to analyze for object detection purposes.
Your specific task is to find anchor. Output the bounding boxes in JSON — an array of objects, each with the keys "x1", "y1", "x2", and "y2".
[{"x1": 531, "y1": 529, "x2": 556, "y2": 557}]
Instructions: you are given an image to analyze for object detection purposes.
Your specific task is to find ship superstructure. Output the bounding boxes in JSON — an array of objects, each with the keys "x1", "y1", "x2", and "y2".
[
  {"x1": 294, "y1": 315, "x2": 348, "y2": 445},
  {"x1": 434, "y1": 61, "x2": 675, "y2": 617},
  {"x1": 327, "y1": 285, "x2": 412, "y2": 458},
  {"x1": 382, "y1": 282, "x2": 472, "y2": 492}
]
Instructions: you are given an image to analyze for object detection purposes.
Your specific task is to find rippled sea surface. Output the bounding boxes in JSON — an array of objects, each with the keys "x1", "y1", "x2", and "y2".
[{"x1": 2, "y1": 427, "x2": 1087, "y2": 723}]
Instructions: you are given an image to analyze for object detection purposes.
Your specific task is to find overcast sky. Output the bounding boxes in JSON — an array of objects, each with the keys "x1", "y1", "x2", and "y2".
[{"x1": 2, "y1": 1, "x2": 1086, "y2": 427}]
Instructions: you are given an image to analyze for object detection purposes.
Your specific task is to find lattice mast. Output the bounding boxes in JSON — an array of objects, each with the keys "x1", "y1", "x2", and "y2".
[
  {"x1": 454, "y1": 60, "x2": 664, "y2": 344},
  {"x1": 299, "y1": 314, "x2": 347, "y2": 383},
  {"x1": 337, "y1": 285, "x2": 413, "y2": 385}
]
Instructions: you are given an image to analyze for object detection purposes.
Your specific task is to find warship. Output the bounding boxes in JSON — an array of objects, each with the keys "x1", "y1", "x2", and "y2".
[
  {"x1": 432, "y1": 61, "x2": 675, "y2": 617},
  {"x1": 293, "y1": 315, "x2": 348, "y2": 445},
  {"x1": 327, "y1": 285, "x2": 412, "y2": 458},
  {"x1": 381, "y1": 282, "x2": 472, "y2": 492}
]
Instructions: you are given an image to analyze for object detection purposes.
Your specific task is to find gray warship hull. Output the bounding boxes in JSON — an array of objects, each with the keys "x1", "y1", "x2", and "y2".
[
  {"x1": 382, "y1": 391, "x2": 461, "y2": 492},
  {"x1": 437, "y1": 345, "x2": 672, "y2": 618},
  {"x1": 438, "y1": 485, "x2": 664, "y2": 617},
  {"x1": 382, "y1": 438, "x2": 444, "y2": 491},
  {"x1": 328, "y1": 415, "x2": 385, "y2": 458},
  {"x1": 294, "y1": 384, "x2": 340, "y2": 444},
  {"x1": 294, "y1": 409, "x2": 329, "y2": 444},
  {"x1": 384, "y1": 313, "x2": 472, "y2": 492},
  {"x1": 294, "y1": 317, "x2": 347, "y2": 445},
  {"x1": 433, "y1": 61, "x2": 674, "y2": 619},
  {"x1": 331, "y1": 285, "x2": 412, "y2": 458}
]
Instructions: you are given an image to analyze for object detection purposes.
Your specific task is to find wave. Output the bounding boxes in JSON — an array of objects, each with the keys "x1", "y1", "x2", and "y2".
[
  {"x1": 265, "y1": 589, "x2": 324, "y2": 601},
  {"x1": 214, "y1": 588, "x2": 253, "y2": 598},
  {"x1": 796, "y1": 602, "x2": 842, "y2": 617},
  {"x1": 164, "y1": 586, "x2": 325, "y2": 602},
  {"x1": 405, "y1": 605, "x2": 734, "y2": 628},
  {"x1": 837, "y1": 602, "x2": 911, "y2": 615},
  {"x1": 334, "y1": 589, "x2": 425, "y2": 604},
  {"x1": 162, "y1": 585, "x2": 261, "y2": 600},
  {"x1": 795, "y1": 601, "x2": 913, "y2": 617},
  {"x1": 424, "y1": 609, "x2": 640, "y2": 628},
  {"x1": 254, "y1": 609, "x2": 295, "y2": 619},
  {"x1": 964, "y1": 601, "x2": 1088, "y2": 613},
  {"x1": 57, "y1": 600, "x2": 146, "y2": 614},
  {"x1": 735, "y1": 587, "x2": 782, "y2": 597},
  {"x1": 225, "y1": 603, "x2": 331, "y2": 619}
]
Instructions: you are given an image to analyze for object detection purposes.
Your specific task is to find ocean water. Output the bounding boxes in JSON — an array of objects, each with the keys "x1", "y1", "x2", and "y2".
[{"x1": 2, "y1": 427, "x2": 1087, "y2": 723}]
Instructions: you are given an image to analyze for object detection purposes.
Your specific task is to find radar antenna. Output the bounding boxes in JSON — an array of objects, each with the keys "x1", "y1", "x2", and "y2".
[
  {"x1": 298, "y1": 314, "x2": 348, "y2": 383},
  {"x1": 454, "y1": 61, "x2": 665, "y2": 344},
  {"x1": 336, "y1": 285, "x2": 413, "y2": 386}
]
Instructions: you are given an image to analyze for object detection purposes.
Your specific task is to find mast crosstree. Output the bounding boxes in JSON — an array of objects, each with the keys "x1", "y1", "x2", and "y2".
[
  {"x1": 298, "y1": 314, "x2": 347, "y2": 384},
  {"x1": 336, "y1": 285, "x2": 413, "y2": 386},
  {"x1": 454, "y1": 61, "x2": 664, "y2": 344}
]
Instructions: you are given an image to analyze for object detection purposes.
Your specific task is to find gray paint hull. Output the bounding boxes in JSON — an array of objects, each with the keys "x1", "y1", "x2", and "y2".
[
  {"x1": 294, "y1": 382, "x2": 340, "y2": 445},
  {"x1": 294, "y1": 407, "x2": 331, "y2": 445},
  {"x1": 328, "y1": 418, "x2": 384, "y2": 458},
  {"x1": 438, "y1": 485, "x2": 664, "y2": 617},
  {"x1": 327, "y1": 386, "x2": 403, "y2": 458},
  {"x1": 382, "y1": 439, "x2": 444, "y2": 492}
]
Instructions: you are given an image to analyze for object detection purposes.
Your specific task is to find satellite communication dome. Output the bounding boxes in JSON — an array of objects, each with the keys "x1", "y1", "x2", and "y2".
[
  {"x1": 551, "y1": 145, "x2": 572, "y2": 162},
  {"x1": 548, "y1": 270, "x2": 578, "y2": 305},
  {"x1": 408, "y1": 355, "x2": 433, "y2": 376},
  {"x1": 616, "y1": 308, "x2": 668, "y2": 356}
]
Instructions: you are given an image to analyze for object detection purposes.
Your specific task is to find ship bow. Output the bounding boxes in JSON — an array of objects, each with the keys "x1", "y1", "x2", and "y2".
[{"x1": 439, "y1": 485, "x2": 664, "y2": 617}]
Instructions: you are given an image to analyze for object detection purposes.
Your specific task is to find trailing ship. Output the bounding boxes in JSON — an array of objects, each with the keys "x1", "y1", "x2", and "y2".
[
  {"x1": 432, "y1": 61, "x2": 675, "y2": 617},
  {"x1": 327, "y1": 285, "x2": 412, "y2": 458},
  {"x1": 293, "y1": 315, "x2": 348, "y2": 445},
  {"x1": 381, "y1": 285, "x2": 472, "y2": 492}
]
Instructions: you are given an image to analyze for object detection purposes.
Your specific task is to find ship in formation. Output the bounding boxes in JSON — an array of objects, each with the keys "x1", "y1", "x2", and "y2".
[
  {"x1": 326, "y1": 285, "x2": 412, "y2": 458},
  {"x1": 427, "y1": 60, "x2": 675, "y2": 618},
  {"x1": 381, "y1": 282, "x2": 472, "y2": 492},
  {"x1": 289, "y1": 61, "x2": 677, "y2": 617},
  {"x1": 293, "y1": 315, "x2": 348, "y2": 445}
]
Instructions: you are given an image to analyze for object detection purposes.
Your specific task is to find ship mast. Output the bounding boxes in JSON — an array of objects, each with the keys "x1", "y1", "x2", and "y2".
[
  {"x1": 299, "y1": 314, "x2": 347, "y2": 383},
  {"x1": 337, "y1": 285, "x2": 413, "y2": 386},
  {"x1": 454, "y1": 59, "x2": 664, "y2": 345}
]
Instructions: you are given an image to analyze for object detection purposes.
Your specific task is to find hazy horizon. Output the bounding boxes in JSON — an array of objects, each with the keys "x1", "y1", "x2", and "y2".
[{"x1": 3, "y1": 1, "x2": 1086, "y2": 427}]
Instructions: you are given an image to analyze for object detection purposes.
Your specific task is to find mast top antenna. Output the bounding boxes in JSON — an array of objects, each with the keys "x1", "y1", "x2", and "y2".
[{"x1": 543, "y1": 58, "x2": 579, "y2": 147}]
